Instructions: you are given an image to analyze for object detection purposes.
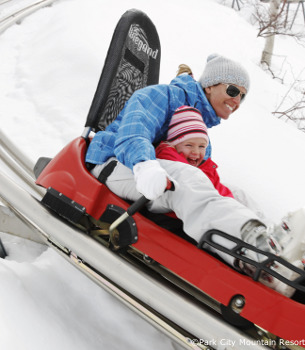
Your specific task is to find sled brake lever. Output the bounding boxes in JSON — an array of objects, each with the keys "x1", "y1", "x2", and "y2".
[
  {"x1": 109, "y1": 179, "x2": 174, "y2": 236},
  {"x1": 127, "y1": 178, "x2": 175, "y2": 216}
]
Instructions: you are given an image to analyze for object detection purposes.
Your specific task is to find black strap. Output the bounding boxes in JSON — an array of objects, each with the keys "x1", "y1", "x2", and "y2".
[{"x1": 97, "y1": 160, "x2": 118, "y2": 184}]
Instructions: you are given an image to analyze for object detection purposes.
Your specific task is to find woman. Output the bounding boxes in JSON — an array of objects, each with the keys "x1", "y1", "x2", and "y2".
[
  {"x1": 86, "y1": 53, "x2": 247, "y2": 198},
  {"x1": 86, "y1": 54, "x2": 300, "y2": 297}
]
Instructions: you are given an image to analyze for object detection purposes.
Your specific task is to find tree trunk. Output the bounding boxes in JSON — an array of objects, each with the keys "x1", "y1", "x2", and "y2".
[{"x1": 260, "y1": 0, "x2": 281, "y2": 66}]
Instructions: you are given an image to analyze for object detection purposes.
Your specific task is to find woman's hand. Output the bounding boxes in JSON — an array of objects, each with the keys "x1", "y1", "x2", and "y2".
[{"x1": 133, "y1": 160, "x2": 168, "y2": 200}]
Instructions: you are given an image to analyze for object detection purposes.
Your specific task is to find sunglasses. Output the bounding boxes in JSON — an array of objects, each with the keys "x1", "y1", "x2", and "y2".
[{"x1": 224, "y1": 84, "x2": 246, "y2": 102}]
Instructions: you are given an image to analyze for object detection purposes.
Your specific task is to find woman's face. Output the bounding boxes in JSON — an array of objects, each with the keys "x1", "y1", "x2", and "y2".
[{"x1": 205, "y1": 84, "x2": 247, "y2": 120}]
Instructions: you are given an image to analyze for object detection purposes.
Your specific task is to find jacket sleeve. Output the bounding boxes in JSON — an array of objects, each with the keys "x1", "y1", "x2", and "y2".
[
  {"x1": 199, "y1": 159, "x2": 234, "y2": 198},
  {"x1": 114, "y1": 85, "x2": 185, "y2": 169}
]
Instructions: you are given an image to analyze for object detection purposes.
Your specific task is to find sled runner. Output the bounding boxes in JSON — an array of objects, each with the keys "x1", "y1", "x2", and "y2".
[{"x1": 34, "y1": 9, "x2": 305, "y2": 347}]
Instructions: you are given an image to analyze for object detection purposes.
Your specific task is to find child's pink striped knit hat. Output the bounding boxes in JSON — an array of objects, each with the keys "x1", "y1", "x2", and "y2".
[{"x1": 166, "y1": 106, "x2": 209, "y2": 146}]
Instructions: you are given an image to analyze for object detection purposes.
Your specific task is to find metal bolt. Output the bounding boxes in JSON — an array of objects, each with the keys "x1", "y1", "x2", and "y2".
[
  {"x1": 234, "y1": 297, "x2": 245, "y2": 308},
  {"x1": 231, "y1": 295, "x2": 245, "y2": 314}
]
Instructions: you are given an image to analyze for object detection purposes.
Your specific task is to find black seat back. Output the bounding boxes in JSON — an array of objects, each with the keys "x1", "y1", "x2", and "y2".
[{"x1": 85, "y1": 9, "x2": 161, "y2": 133}]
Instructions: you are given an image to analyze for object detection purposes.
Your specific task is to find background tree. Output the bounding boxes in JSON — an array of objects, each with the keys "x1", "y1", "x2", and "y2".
[{"x1": 260, "y1": 0, "x2": 283, "y2": 66}]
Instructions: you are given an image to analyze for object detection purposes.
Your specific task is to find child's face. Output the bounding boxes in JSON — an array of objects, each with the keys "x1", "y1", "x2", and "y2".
[{"x1": 175, "y1": 137, "x2": 208, "y2": 167}]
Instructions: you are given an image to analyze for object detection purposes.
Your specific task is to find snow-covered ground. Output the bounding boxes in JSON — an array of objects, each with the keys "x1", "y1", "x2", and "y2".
[{"x1": 1, "y1": 0, "x2": 305, "y2": 349}]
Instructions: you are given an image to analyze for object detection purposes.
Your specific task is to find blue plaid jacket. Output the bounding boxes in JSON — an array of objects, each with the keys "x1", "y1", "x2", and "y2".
[{"x1": 86, "y1": 74, "x2": 221, "y2": 169}]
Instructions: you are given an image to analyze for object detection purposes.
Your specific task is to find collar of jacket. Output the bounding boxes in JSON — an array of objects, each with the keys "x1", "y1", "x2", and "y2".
[{"x1": 170, "y1": 74, "x2": 221, "y2": 129}]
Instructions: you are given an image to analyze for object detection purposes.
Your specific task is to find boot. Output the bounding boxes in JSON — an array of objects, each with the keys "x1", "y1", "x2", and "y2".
[
  {"x1": 238, "y1": 220, "x2": 302, "y2": 298},
  {"x1": 240, "y1": 220, "x2": 282, "y2": 259},
  {"x1": 268, "y1": 208, "x2": 305, "y2": 263}
]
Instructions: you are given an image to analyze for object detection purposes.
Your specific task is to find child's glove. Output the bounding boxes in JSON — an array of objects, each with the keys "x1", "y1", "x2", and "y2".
[{"x1": 133, "y1": 160, "x2": 168, "y2": 200}]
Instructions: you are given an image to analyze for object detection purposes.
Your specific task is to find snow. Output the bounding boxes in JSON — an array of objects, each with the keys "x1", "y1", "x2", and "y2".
[{"x1": 0, "y1": 0, "x2": 305, "y2": 348}]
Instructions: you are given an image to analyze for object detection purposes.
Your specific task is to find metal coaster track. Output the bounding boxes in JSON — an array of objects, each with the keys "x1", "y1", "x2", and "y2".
[
  {"x1": 0, "y1": 0, "x2": 11, "y2": 5},
  {"x1": 0, "y1": 0, "x2": 59, "y2": 34}
]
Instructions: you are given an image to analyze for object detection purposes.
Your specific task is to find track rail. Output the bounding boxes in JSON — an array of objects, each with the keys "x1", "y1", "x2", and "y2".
[
  {"x1": 0, "y1": 129, "x2": 45, "y2": 242},
  {"x1": 0, "y1": 130, "x2": 45, "y2": 197},
  {"x1": 0, "y1": 0, "x2": 59, "y2": 34},
  {"x1": 0, "y1": 0, "x2": 11, "y2": 5}
]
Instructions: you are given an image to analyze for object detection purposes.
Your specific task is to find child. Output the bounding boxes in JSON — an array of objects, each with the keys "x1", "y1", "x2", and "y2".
[{"x1": 155, "y1": 105, "x2": 233, "y2": 199}]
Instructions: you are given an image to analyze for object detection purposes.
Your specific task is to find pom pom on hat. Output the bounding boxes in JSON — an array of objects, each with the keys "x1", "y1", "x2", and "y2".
[
  {"x1": 167, "y1": 106, "x2": 209, "y2": 146},
  {"x1": 199, "y1": 54, "x2": 250, "y2": 92}
]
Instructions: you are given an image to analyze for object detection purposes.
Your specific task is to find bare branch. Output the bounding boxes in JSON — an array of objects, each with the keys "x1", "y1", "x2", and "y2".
[
  {"x1": 254, "y1": 0, "x2": 304, "y2": 43},
  {"x1": 255, "y1": 0, "x2": 287, "y2": 37},
  {"x1": 273, "y1": 88, "x2": 305, "y2": 132}
]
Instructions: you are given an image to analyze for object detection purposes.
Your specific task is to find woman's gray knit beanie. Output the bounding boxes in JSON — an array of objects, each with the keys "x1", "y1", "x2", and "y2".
[{"x1": 199, "y1": 54, "x2": 250, "y2": 92}]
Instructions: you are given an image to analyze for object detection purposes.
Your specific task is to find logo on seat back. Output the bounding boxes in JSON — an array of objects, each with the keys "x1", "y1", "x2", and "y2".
[{"x1": 128, "y1": 25, "x2": 159, "y2": 59}]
